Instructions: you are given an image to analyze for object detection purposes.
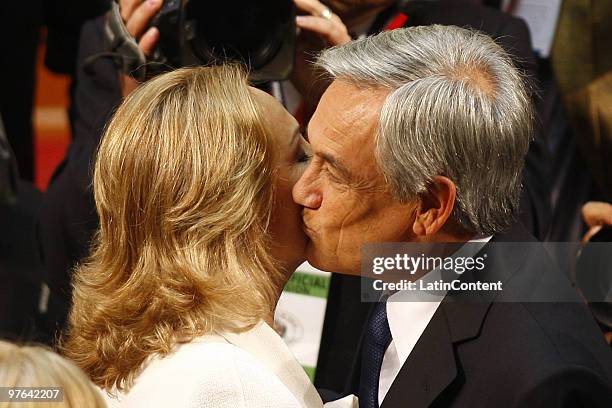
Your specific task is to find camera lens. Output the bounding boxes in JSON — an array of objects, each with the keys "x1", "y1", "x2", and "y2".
[{"x1": 187, "y1": 0, "x2": 293, "y2": 69}]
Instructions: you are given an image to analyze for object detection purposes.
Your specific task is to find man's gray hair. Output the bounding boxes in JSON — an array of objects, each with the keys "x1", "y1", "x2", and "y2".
[{"x1": 316, "y1": 25, "x2": 533, "y2": 235}]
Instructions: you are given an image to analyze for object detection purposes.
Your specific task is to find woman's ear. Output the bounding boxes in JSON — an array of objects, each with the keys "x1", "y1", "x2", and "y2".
[{"x1": 412, "y1": 176, "x2": 457, "y2": 237}]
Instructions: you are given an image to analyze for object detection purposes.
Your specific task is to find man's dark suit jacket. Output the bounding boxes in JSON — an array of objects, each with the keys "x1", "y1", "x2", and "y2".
[
  {"x1": 339, "y1": 224, "x2": 612, "y2": 407},
  {"x1": 315, "y1": 0, "x2": 552, "y2": 391}
]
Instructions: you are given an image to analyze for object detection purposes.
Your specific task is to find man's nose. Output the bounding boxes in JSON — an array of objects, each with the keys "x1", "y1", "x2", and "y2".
[{"x1": 292, "y1": 170, "x2": 322, "y2": 209}]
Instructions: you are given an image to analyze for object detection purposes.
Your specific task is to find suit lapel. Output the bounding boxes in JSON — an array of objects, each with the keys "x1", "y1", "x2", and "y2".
[
  {"x1": 380, "y1": 289, "x2": 497, "y2": 408},
  {"x1": 380, "y1": 304, "x2": 457, "y2": 408},
  {"x1": 380, "y1": 224, "x2": 534, "y2": 407}
]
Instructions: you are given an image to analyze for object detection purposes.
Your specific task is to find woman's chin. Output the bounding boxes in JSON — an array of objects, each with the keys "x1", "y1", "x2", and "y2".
[{"x1": 280, "y1": 238, "x2": 309, "y2": 273}]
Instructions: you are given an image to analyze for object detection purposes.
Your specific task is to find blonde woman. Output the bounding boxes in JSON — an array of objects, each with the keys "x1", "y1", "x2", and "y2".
[
  {"x1": 62, "y1": 65, "x2": 325, "y2": 407},
  {"x1": 0, "y1": 340, "x2": 106, "y2": 408}
]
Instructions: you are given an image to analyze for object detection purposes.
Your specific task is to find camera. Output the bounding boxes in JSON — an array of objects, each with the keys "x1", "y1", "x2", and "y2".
[{"x1": 104, "y1": 0, "x2": 295, "y2": 83}]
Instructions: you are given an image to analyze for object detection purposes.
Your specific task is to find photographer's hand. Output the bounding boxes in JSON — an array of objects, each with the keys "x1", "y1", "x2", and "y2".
[
  {"x1": 121, "y1": 0, "x2": 161, "y2": 55},
  {"x1": 294, "y1": 0, "x2": 351, "y2": 46},
  {"x1": 119, "y1": 0, "x2": 163, "y2": 96},
  {"x1": 582, "y1": 201, "x2": 612, "y2": 242}
]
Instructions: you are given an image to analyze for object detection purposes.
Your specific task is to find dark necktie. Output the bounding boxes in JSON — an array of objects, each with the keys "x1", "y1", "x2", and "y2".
[{"x1": 359, "y1": 299, "x2": 392, "y2": 408}]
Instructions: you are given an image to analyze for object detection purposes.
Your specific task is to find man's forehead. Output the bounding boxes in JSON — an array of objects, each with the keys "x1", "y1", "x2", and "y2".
[
  {"x1": 310, "y1": 80, "x2": 388, "y2": 145},
  {"x1": 322, "y1": 79, "x2": 388, "y2": 111}
]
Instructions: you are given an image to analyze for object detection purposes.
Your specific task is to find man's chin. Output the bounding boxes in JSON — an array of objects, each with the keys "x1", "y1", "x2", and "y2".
[{"x1": 305, "y1": 244, "x2": 334, "y2": 272}]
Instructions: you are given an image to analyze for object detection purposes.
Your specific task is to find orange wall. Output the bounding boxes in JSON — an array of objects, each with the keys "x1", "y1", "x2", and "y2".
[{"x1": 33, "y1": 35, "x2": 71, "y2": 191}]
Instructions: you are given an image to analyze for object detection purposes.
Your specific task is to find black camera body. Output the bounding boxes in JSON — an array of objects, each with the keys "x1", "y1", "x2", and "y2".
[
  {"x1": 149, "y1": 0, "x2": 194, "y2": 68},
  {"x1": 105, "y1": 0, "x2": 295, "y2": 83}
]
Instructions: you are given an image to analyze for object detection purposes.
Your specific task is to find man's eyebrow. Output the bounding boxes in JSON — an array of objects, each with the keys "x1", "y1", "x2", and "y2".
[
  {"x1": 304, "y1": 123, "x2": 352, "y2": 181},
  {"x1": 319, "y1": 152, "x2": 352, "y2": 181}
]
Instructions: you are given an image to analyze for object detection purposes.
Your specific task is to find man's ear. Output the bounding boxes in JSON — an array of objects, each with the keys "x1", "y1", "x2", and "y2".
[{"x1": 412, "y1": 176, "x2": 457, "y2": 237}]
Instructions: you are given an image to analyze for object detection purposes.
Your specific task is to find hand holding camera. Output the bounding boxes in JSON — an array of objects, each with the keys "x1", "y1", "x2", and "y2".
[
  {"x1": 117, "y1": 0, "x2": 162, "y2": 95},
  {"x1": 112, "y1": 0, "x2": 351, "y2": 98},
  {"x1": 294, "y1": 0, "x2": 350, "y2": 46},
  {"x1": 120, "y1": 0, "x2": 162, "y2": 55}
]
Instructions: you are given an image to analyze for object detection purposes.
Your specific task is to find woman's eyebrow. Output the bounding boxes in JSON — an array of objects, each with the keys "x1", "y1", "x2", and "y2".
[{"x1": 290, "y1": 125, "x2": 301, "y2": 147}]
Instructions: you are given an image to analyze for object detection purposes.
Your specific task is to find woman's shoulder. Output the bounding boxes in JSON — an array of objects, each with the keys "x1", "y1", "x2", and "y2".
[{"x1": 104, "y1": 339, "x2": 301, "y2": 408}]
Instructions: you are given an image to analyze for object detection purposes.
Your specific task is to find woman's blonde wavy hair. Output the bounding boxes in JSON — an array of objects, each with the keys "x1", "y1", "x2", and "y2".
[{"x1": 62, "y1": 65, "x2": 281, "y2": 392}]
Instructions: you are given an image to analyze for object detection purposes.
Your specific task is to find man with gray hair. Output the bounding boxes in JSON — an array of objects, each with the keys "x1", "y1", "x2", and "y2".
[{"x1": 293, "y1": 25, "x2": 612, "y2": 407}]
